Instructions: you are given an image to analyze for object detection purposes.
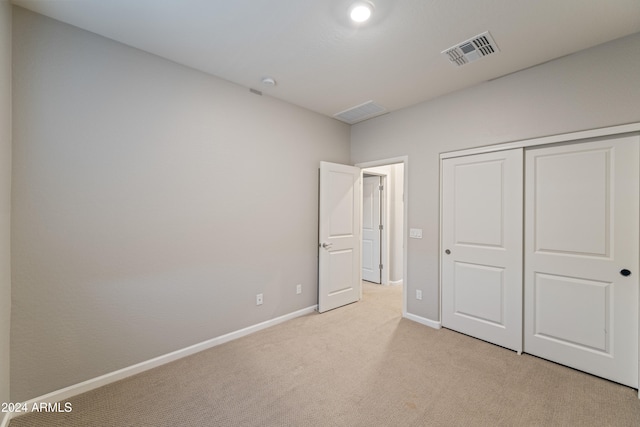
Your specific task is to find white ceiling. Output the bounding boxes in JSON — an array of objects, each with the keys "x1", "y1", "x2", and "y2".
[{"x1": 12, "y1": 0, "x2": 640, "y2": 122}]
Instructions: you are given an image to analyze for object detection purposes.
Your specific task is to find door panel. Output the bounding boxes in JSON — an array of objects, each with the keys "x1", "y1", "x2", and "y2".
[
  {"x1": 362, "y1": 175, "x2": 381, "y2": 283},
  {"x1": 532, "y1": 273, "x2": 610, "y2": 353},
  {"x1": 442, "y1": 149, "x2": 523, "y2": 352},
  {"x1": 318, "y1": 162, "x2": 361, "y2": 313},
  {"x1": 327, "y1": 249, "x2": 357, "y2": 295},
  {"x1": 453, "y1": 262, "x2": 505, "y2": 325},
  {"x1": 524, "y1": 135, "x2": 639, "y2": 387},
  {"x1": 327, "y1": 171, "x2": 356, "y2": 236},
  {"x1": 454, "y1": 161, "x2": 505, "y2": 248},
  {"x1": 533, "y1": 149, "x2": 610, "y2": 257}
]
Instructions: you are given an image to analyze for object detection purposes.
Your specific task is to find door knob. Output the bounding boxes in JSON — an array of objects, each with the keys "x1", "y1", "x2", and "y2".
[
  {"x1": 322, "y1": 242, "x2": 333, "y2": 249},
  {"x1": 620, "y1": 269, "x2": 631, "y2": 277},
  {"x1": 445, "y1": 249, "x2": 451, "y2": 255}
]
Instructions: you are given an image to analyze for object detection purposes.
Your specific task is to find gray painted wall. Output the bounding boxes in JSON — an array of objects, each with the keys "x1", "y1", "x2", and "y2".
[
  {"x1": 11, "y1": 7, "x2": 350, "y2": 401},
  {"x1": 351, "y1": 32, "x2": 640, "y2": 322},
  {"x1": 0, "y1": 0, "x2": 11, "y2": 406}
]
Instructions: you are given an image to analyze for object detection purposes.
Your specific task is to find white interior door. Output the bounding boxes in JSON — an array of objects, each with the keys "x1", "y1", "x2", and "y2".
[
  {"x1": 442, "y1": 149, "x2": 523, "y2": 352},
  {"x1": 362, "y1": 175, "x2": 381, "y2": 283},
  {"x1": 318, "y1": 161, "x2": 361, "y2": 313},
  {"x1": 524, "y1": 135, "x2": 639, "y2": 387}
]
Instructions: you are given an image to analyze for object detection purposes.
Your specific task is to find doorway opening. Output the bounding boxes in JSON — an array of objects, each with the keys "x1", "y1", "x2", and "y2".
[{"x1": 358, "y1": 157, "x2": 407, "y2": 316}]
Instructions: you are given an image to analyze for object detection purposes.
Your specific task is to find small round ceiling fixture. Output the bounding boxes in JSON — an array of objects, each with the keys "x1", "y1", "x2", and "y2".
[
  {"x1": 350, "y1": 2, "x2": 373, "y2": 23},
  {"x1": 261, "y1": 77, "x2": 276, "y2": 87}
]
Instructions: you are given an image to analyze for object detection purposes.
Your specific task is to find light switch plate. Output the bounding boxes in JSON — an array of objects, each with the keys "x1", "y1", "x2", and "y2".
[{"x1": 409, "y1": 228, "x2": 423, "y2": 239}]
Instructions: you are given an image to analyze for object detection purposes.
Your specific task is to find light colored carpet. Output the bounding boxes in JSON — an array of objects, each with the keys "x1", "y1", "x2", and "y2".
[{"x1": 10, "y1": 282, "x2": 640, "y2": 426}]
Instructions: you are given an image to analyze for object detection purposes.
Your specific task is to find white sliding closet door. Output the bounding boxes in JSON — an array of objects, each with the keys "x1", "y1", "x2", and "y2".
[
  {"x1": 442, "y1": 149, "x2": 523, "y2": 352},
  {"x1": 524, "y1": 135, "x2": 639, "y2": 387}
]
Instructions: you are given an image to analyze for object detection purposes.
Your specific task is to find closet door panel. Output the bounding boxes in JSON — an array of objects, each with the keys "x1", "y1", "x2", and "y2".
[
  {"x1": 442, "y1": 149, "x2": 523, "y2": 352},
  {"x1": 524, "y1": 135, "x2": 639, "y2": 388}
]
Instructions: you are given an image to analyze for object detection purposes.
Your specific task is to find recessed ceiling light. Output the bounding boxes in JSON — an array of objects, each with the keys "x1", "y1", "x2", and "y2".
[
  {"x1": 261, "y1": 77, "x2": 276, "y2": 86},
  {"x1": 350, "y1": 2, "x2": 373, "y2": 23}
]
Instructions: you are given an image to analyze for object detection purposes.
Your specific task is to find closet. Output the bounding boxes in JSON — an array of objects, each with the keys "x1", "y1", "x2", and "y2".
[{"x1": 441, "y1": 129, "x2": 639, "y2": 388}]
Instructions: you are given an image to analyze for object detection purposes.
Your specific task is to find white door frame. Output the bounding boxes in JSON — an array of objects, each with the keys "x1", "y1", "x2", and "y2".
[
  {"x1": 438, "y1": 122, "x2": 640, "y2": 396},
  {"x1": 356, "y1": 156, "x2": 408, "y2": 317}
]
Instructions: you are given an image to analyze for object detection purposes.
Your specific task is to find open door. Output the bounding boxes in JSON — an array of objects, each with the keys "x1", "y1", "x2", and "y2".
[
  {"x1": 318, "y1": 161, "x2": 361, "y2": 313},
  {"x1": 362, "y1": 175, "x2": 382, "y2": 283}
]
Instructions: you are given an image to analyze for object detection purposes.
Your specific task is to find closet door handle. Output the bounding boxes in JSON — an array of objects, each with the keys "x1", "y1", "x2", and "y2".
[
  {"x1": 620, "y1": 269, "x2": 631, "y2": 277},
  {"x1": 445, "y1": 249, "x2": 451, "y2": 255}
]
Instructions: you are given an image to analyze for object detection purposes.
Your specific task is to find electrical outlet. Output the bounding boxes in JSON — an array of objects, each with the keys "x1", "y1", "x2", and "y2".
[
  {"x1": 416, "y1": 290, "x2": 422, "y2": 300},
  {"x1": 256, "y1": 293, "x2": 263, "y2": 306},
  {"x1": 296, "y1": 284, "x2": 302, "y2": 294}
]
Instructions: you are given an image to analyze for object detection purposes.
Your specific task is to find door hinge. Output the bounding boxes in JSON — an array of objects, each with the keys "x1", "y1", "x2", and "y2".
[
  {"x1": 379, "y1": 264, "x2": 383, "y2": 270},
  {"x1": 379, "y1": 184, "x2": 384, "y2": 191},
  {"x1": 379, "y1": 224, "x2": 383, "y2": 230}
]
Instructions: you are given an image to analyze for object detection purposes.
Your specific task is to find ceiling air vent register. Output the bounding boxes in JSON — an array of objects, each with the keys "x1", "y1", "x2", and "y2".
[{"x1": 442, "y1": 31, "x2": 499, "y2": 67}]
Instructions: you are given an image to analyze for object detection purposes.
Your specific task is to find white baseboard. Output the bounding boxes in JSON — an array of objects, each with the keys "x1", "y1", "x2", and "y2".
[
  {"x1": 404, "y1": 312, "x2": 441, "y2": 330},
  {"x1": 389, "y1": 279, "x2": 403, "y2": 286},
  {"x1": 2, "y1": 305, "x2": 317, "y2": 422}
]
